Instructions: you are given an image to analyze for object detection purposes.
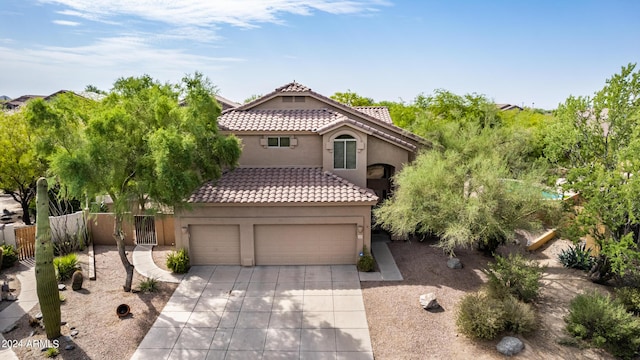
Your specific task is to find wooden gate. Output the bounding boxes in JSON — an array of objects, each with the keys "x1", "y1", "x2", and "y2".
[
  {"x1": 14, "y1": 225, "x2": 36, "y2": 260},
  {"x1": 134, "y1": 215, "x2": 157, "y2": 245}
]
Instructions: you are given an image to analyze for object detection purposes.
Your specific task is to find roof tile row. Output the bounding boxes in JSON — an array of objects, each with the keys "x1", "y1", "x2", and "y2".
[{"x1": 188, "y1": 167, "x2": 378, "y2": 204}]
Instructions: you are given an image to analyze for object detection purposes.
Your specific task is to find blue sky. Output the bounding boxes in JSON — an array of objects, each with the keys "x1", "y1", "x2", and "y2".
[{"x1": 1, "y1": 0, "x2": 639, "y2": 109}]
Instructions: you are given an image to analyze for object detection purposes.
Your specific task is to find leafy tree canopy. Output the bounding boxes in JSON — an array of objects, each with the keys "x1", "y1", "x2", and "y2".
[
  {"x1": 549, "y1": 63, "x2": 640, "y2": 282},
  {"x1": 375, "y1": 121, "x2": 559, "y2": 255},
  {"x1": 26, "y1": 73, "x2": 241, "y2": 291},
  {"x1": 330, "y1": 90, "x2": 375, "y2": 107},
  {"x1": 0, "y1": 110, "x2": 47, "y2": 225}
]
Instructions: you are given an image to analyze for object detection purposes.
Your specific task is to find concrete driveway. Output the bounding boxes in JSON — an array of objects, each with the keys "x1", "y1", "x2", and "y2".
[{"x1": 131, "y1": 265, "x2": 373, "y2": 360}]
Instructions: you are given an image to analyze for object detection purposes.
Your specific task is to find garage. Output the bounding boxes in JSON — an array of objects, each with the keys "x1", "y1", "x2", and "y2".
[
  {"x1": 254, "y1": 224, "x2": 357, "y2": 265},
  {"x1": 189, "y1": 225, "x2": 241, "y2": 265}
]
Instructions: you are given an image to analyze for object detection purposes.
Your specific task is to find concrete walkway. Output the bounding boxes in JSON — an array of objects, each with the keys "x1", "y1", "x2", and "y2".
[
  {"x1": 132, "y1": 245, "x2": 184, "y2": 283},
  {"x1": 358, "y1": 233, "x2": 403, "y2": 281},
  {"x1": 132, "y1": 265, "x2": 373, "y2": 360},
  {"x1": 0, "y1": 259, "x2": 37, "y2": 360}
]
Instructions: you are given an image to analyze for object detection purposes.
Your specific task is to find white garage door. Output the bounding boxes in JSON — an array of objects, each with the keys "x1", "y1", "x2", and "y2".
[
  {"x1": 189, "y1": 225, "x2": 241, "y2": 265},
  {"x1": 255, "y1": 224, "x2": 357, "y2": 265}
]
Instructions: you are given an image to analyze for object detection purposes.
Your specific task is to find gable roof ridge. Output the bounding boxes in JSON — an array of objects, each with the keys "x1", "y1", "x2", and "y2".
[
  {"x1": 303, "y1": 88, "x2": 428, "y2": 145},
  {"x1": 275, "y1": 81, "x2": 311, "y2": 93}
]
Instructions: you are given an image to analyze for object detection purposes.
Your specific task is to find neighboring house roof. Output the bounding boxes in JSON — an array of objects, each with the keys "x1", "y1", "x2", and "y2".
[
  {"x1": 353, "y1": 106, "x2": 393, "y2": 124},
  {"x1": 214, "y1": 94, "x2": 241, "y2": 110},
  {"x1": 0, "y1": 95, "x2": 10, "y2": 101},
  {"x1": 497, "y1": 103, "x2": 523, "y2": 111},
  {"x1": 3, "y1": 95, "x2": 44, "y2": 109},
  {"x1": 188, "y1": 167, "x2": 378, "y2": 204}
]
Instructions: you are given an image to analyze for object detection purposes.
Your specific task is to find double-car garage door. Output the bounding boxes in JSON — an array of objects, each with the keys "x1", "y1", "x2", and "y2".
[{"x1": 189, "y1": 223, "x2": 357, "y2": 266}]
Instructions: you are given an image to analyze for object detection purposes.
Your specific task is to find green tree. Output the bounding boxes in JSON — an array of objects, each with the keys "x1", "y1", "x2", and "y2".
[
  {"x1": 27, "y1": 73, "x2": 241, "y2": 291},
  {"x1": 84, "y1": 84, "x2": 106, "y2": 94},
  {"x1": 243, "y1": 94, "x2": 262, "y2": 104},
  {"x1": 0, "y1": 110, "x2": 46, "y2": 225},
  {"x1": 375, "y1": 122, "x2": 558, "y2": 255},
  {"x1": 330, "y1": 90, "x2": 375, "y2": 107},
  {"x1": 550, "y1": 63, "x2": 640, "y2": 282}
]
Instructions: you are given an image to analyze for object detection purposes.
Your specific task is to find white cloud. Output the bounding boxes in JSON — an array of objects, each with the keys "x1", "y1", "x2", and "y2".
[
  {"x1": 41, "y1": 0, "x2": 390, "y2": 28},
  {"x1": 53, "y1": 19, "x2": 81, "y2": 26},
  {"x1": 0, "y1": 37, "x2": 246, "y2": 96}
]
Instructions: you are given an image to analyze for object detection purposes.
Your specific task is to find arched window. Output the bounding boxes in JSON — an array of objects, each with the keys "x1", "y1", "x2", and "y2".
[{"x1": 333, "y1": 134, "x2": 357, "y2": 169}]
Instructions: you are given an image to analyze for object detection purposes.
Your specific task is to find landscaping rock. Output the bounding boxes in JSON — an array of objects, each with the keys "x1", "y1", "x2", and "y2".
[
  {"x1": 35, "y1": 313, "x2": 43, "y2": 320},
  {"x1": 447, "y1": 258, "x2": 463, "y2": 269},
  {"x1": 65, "y1": 344, "x2": 75, "y2": 351},
  {"x1": 496, "y1": 336, "x2": 524, "y2": 356},
  {"x1": 58, "y1": 284, "x2": 66, "y2": 291},
  {"x1": 70, "y1": 330, "x2": 79, "y2": 337},
  {"x1": 419, "y1": 293, "x2": 441, "y2": 310}
]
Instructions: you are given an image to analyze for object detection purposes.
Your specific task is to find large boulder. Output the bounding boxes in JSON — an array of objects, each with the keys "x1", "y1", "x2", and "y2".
[
  {"x1": 496, "y1": 336, "x2": 524, "y2": 356},
  {"x1": 419, "y1": 293, "x2": 441, "y2": 311}
]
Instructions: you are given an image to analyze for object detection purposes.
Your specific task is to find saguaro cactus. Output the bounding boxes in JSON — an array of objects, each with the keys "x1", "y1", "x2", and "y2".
[{"x1": 35, "y1": 177, "x2": 61, "y2": 339}]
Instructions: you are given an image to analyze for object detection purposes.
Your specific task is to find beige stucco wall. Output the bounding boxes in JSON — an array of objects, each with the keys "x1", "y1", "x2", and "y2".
[
  {"x1": 252, "y1": 96, "x2": 328, "y2": 110},
  {"x1": 88, "y1": 213, "x2": 174, "y2": 246},
  {"x1": 367, "y1": 136, "x2": 410, "y2": 172},
  {"x1": 321, "y1": 127, "x2": 368, "y2": 188},
  {"x1": 175, "y1": 203, "x2": 372, "y2": 266},
  {"x1": 236, "y1": 134, "x2": 322, "y2": 167}
]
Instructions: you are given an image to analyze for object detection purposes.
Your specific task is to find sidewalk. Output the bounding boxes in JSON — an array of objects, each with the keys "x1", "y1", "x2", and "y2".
[
  {"x1": 132, "y1": 245, "x2": 184, "y2": 283},
  {"x1": 358, "y1": 232, "x2": 404, "y2": 281},
  {"x1": 0, "y1": 259, "x2": 38, "y2": 360}
]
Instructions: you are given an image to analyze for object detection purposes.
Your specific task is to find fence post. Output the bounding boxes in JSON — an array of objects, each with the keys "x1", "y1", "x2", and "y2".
[{"x1": 3, "y1": 224, "x2": 16, "y2": 247}]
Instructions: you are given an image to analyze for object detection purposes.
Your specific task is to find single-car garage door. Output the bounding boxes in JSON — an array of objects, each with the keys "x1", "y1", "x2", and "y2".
[
  {"x1": 189, "y1": 225, "x2": 241, "y2": 265},
  {"x1": 255, "y1": 224, "x2": 356, "y2": 265}
]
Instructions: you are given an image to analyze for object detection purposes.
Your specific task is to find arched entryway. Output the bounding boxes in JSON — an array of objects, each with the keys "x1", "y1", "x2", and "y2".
[{"x1": 367, "y1": 164, "x2": 395, "y2": 202}]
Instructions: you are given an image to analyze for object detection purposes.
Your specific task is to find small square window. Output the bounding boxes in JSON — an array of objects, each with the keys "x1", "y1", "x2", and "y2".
[
  {"x1": 282, "y1": 96, "x2": 293, "y2": 103},
  {"x1": 267, "y1": 137, "x2": 279, "y2": 147},
  {"x1": 294, "y1": 96, "x2": 306, "y2": 103},
  {"x1": 267, "y1": 136, "x2": 291, "y2": 148}
]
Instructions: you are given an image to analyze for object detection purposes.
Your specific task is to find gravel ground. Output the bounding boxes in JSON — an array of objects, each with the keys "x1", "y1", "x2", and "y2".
[
  {"x1": 3, "y1": 246, "x2": 177, "y2": 360},
  {"x1": 362, "y1": 237, "x2": 613, "y2": 360}
]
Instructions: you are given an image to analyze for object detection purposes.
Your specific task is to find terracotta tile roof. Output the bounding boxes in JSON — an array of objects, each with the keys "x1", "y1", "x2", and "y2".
[
  {"x1": 218, "y1": 109, "x2": 346, "y2": 132},
  {"x1": 354, "y1": 106, "x2": 393, "y2": 124},
  {"x1": 275, "y1": 82, "x2": 311, "y2": 93},
  {"x1": 316, "y1": 118, "x2": 417, "y2": 151},
  {"x1": 188, "y1": 167, "x2": 378, "y2": 204}
]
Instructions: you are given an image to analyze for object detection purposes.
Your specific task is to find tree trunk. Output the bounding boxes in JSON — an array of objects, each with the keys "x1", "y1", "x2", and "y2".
[
  {"x1": 34, "y1": 178, "x2": 61, "y2": 339},
  {"x1": 114, "y1": 214, "x2": 135, "y2": 292},
  {"x1": 20, "y1": 196, "x2": 32, "y2": 225}
]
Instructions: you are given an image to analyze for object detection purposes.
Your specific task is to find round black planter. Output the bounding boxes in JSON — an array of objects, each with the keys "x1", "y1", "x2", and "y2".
[{"x1": 116, "y1": 304, "x2": 130, "y2": 318}]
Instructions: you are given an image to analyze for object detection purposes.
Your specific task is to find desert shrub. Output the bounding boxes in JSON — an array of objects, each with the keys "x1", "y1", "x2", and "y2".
[
  {"x1": 615, "y1": 286, "x2": 640, "y2": 315},
  {"x1": 485, "y1": 253, "x2": 544, "y2": 302},
  {"x1": 53, "y1": 253, "x2": 78, "y2": 281},
  {"x1": 357, "y1": 245, "x2": 375, "y2": 272},
  {"x1": 46, "y1": 347, "x2": 59, "y2": 358},
  {"x1": 501, "y1": 295, "x2": 537, "y2": 334},
  {"x1": 558, "y1": 243, "x2": 595, "y2": 271},
  {"x1": 566, "y1": 291, "x2": 640, "y2": 359},
  {"x1": 139, "y1": 277, "x2": 158, "y2": 293},
  {"x1": 0, "y1": 244, "x2": 19, "y2": 269},
  {"x1": 456, "y1": 292, "x2": 505, "y2": 340},
  {"x1": 166, "y1": 248, "x2": 190, "y2": 274}
]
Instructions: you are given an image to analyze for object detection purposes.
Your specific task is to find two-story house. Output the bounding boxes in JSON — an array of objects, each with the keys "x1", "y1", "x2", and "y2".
[{"x1": 174, "y1": 82, "x2": 428, "y2": 266}]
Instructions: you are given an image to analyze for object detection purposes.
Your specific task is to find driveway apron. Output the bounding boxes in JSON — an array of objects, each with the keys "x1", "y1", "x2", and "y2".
[{"x1": 131, "y1": 265, "x2": 373, "y2": 360}]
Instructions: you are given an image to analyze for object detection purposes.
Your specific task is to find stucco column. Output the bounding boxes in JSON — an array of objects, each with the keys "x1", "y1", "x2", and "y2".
[{"x1": 239, "y1": 223, "x2": 255, "y2": 266}]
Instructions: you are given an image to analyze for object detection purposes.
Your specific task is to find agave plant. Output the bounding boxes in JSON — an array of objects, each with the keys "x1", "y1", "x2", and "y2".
[{"x1": 558, "y1": 243, "x2": 596, "y2": 271}]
